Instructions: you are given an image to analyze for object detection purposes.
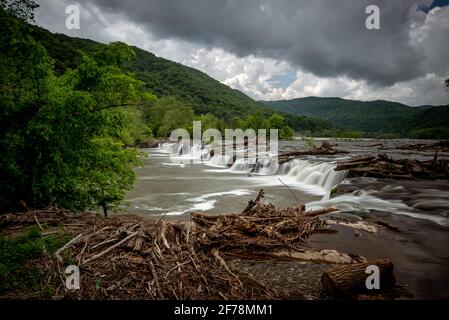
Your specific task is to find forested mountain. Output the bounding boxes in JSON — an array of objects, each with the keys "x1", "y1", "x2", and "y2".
[
  {"x1": 26, "y1": 23, "x2": 343, "y2": 137},
  {"x1": 0, "y1": 8, "x2": 349, "y2": 214},
  {"x1": 262, "y1": 97, "x2": 449, "y2": 138}
]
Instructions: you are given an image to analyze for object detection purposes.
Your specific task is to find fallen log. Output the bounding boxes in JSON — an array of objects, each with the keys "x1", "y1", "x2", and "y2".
[
  {"x1": 399, "y1": 141, "x2": 449, "y2": 153},
  {"x1": 339, "y1": 155, "x2": 377, "y2": 164},
  {"x1": 81, "y1": 231, "x2": 139, "y2": 266},
  {"x1": 279, "y1": 142, "x2": 349, "y2": 164},
  {"x1": 268, "y1": 249, "x2": 366, "y2": 264},
  {"x1": 321, "y1": 259, "x2": 395, "y2": 297},
  {"x1": 304, "y1": 207, "x2": 337, "y2": 217},
  {"x1": 336, "y1": 154, "x2": 449, "y2": 180},
  {"x1": 335, "y1": 161, "x2": 376, "y2": 170}
]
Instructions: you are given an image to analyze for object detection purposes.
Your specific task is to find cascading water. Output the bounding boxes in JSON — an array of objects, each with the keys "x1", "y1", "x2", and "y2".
[
  {"x1": 159, "y1": 142, "x2": 176, "y2": 153},
  {"x1": 156, "y1": 142, "x2": 348, "y2": 194},
  {"x1": 230, "y1": 158, "x2": 256, "y2": 172},
  {"x1": 209, "y1": 154, "x2": 233, "y2": 167},
  {"x1": 228, "y1": 156, "x2": 346, "y2": 193},
  {"x1": 283, "y1": 160, "x2": 348, "y2": 192},
  {"x1": 139, "y1": 141, "x2": 449, "y2": 227},
  {"x1": 255, "y1": 157, "x2": 279, "y2": 175}
]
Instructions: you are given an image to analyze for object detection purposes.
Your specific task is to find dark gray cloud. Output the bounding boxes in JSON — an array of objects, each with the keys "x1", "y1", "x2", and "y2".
[
  {"x1": 54, "y1": 0, "x2": 448, "y2": 85},
  {"x1": 33, "y1": 0, "x2": 449, "y2": 104}
]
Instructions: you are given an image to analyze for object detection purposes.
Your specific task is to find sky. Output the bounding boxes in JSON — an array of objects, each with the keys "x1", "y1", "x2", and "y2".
[{"x1": 34, "y1": 0, "x2": 449, "y2": 106}]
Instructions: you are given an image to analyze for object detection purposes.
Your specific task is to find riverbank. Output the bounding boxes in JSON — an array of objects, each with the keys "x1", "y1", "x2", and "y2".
[{"x1": 0, "y1": 191, "x2": 407, "y2": 300}]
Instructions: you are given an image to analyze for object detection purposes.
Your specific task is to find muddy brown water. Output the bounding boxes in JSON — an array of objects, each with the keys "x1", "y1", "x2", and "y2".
[{"x1": 120, "y1": 138, "x2": 449, "y2": 299}]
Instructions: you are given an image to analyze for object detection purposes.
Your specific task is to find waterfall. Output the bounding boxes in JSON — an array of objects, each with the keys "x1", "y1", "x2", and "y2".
[
  {"x1": 157, "y1": 142, "x2": 347, "y2": 192},
  {"x1": 230, "y1": 158, "x2": 256, "y2": 172},
  {"x1": 209, "y1": 154, "x2": 233, "y2": 167},
  {"x1": 158, "y1": 142, "x2": 192, "y2": 155},
  {"x1": 159, "y1": 142, "x2": 176, "y2": 153},
  {"x1": 229, "y1": 157, "x2": 345, "y2": 192},
  {"x1": 284, "y1": 159, "x2": 347, "y2": 192},
  {"x1": 306, "y1": 189, "x2": 449, "y2": 226},
  {"x1": 254, "y1": 156, "x2": 279, "y2": 175}
]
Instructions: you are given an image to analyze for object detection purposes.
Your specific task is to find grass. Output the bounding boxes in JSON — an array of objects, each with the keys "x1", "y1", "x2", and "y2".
[
  {"x1": 0, "y1": 226, "x2": 70, "y2": 294},
  {"x1": 301, "y1": 137, "x2": 316, "y2": 150}
]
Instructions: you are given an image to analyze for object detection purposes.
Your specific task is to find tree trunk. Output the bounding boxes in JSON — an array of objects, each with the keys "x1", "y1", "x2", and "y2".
[
  {"x1": 321, "y1": 259, "x2": 395, "y2": 297},
  {"x1": 102, "y1": 204, "x2": 108, "y2": 217}
]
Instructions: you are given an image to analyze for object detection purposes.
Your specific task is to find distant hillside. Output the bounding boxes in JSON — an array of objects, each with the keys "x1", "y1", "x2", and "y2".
[
  {"x1": 130, "y1": 47, "x2": 264, "y2": 120},
  {"x1": 24, "y1": 24, "x2": 341, "y2": 135},
  {"x1": 262, "y1": 97, "x2": 449, "y2": 138},
  {"x1": 406, "y1": 105, "x2": 449, "y2": 139}
]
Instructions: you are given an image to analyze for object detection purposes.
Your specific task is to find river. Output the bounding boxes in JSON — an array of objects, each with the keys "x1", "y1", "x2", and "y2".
[{"x1": 121, "y1": 138, "x2": 449, "y2": 299}]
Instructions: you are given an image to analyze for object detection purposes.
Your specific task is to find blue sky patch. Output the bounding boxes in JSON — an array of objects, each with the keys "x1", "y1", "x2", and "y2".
[
  {"x1": 268, "y1": 70, "x2": 297, "y2": 88},
  {"x1": 419, "y1": 0, "x2": 449, "y2": 13}
]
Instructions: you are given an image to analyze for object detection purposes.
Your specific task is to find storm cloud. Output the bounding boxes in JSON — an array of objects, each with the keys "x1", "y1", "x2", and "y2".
[
  {"x1": 34, "y1": 0, "x2": 449, "y2": 105},
  {"x1": 52, "y1": 0, "x2": 447, "y2": 85}
]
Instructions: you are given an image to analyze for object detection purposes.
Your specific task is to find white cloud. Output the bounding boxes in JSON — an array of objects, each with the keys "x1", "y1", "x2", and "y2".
[{"x1": 34, "y1": 0, "x2": 449, "y2": 106}]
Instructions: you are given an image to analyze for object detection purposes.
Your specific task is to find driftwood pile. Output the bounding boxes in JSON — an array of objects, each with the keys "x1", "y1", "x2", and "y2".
[
  {"x1": 58, "y1": 191, "x2": 342, "y2": 300},
  {"x1": 0, "y1": 191, "x2": 405, "y2": 300},
  {"x1": 0, "y1": 207, "x2": 82, "y2": 230},
  {"x1": 399, "y1": 140, "x2": 449, "y2": 153},
  {"x1": 335, "y1": 153, "x2": 449, "y2": 180},
  {"x1": 51, "y1": 215, "x2": 277, "y2": 300},
  {"x1": 279, "y1": 141, "x2": 349, "y2": 164},
  {"x1": 192, "y1": 190, "x2": 337, "y2": 253}
]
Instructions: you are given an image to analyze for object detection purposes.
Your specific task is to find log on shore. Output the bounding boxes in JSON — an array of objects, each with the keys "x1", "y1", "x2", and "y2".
[
  {"x1": 321, "y1": 259, "x2": 395, "y2": 297},
  {"x1": 335, "y1": 153, "x2": 449, "y2": 179},
  {"x1": 399, "y1": 141, "x2": 449, "y2": 153},
  {"x1": 279, "y1": 141, "x2": 349, "y2": 164}
]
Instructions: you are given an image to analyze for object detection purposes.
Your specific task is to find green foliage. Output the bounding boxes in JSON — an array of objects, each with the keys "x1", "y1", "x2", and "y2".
[
  {"x1": 263, "y1": 97, "x2": 449, "y2": 139},
  {"x1": 142, "y1": 96, "x2": 195, "y2": 137},
  {"x1": 73, "y1": 138, "x2": 141, "y2": 212},
  {"x1": 93, "y1": 42, "x2": 136, "y2": 67},
  {"x1": 0, "y1": 12, "x2": 143, "y2": 212},
  {"x1": 14, "y1": 10, "x2": 444, "y2": 140},
  {"x1": 0, "y1": 227, "x2": 70, "y2": 293},
  {"x1": 279, "y1": 126, "x2": 294, "y2": 139},
  {"x1": 265, "y1": 114, "x2": 284, "y2": 129},
  {"x1": 227, "y1": 113, "x2": 295, "y2": 139},
  {"x1": 129, "y1": 47, "x2": 265, "y2": 121},
  {"x1": 21, "y1": 21, "x2": 341, "y2": 135},
  {"x1": 196, "y1": 113, "x2": 227, "y2": 133},
  {"x1": 405, "y1": 105, "x2": 449, "y2": 139},
  {"x1": 118, "y1": 108, "x2": 154, "y2": 145},
  {"x1": 409, "y1": 127, "x2": 449, "y2": 140}
]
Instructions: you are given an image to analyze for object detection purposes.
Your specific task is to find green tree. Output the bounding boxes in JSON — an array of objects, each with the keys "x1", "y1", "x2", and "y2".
[
  {"x1": 230, "y1": 116, "x2": 247, "y2": 130},
  {"x1": 76, "y1": 138, "x2": 140, "y2": 217},
  {"x1": 279, "y1": 126, "x2": 295, "y2": 139},
  {"x1": 145, "y1": 96, "x2": 195, "y2": 137},
  {"x1": 244, "y1": 113, "x2": 265, "y2": 131},
  {"x1": 0, "y1": 11, "x2": 143, "y2": 214},
  {"x1": 266, "y1": 114, "x2": 284, "y2": 129},
  {"x1": 158, "y1": 106, "x2": 195, "y2": 137},
  {"x1": 196, "y1": 113, "x2": 226, "y2": 133}
]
